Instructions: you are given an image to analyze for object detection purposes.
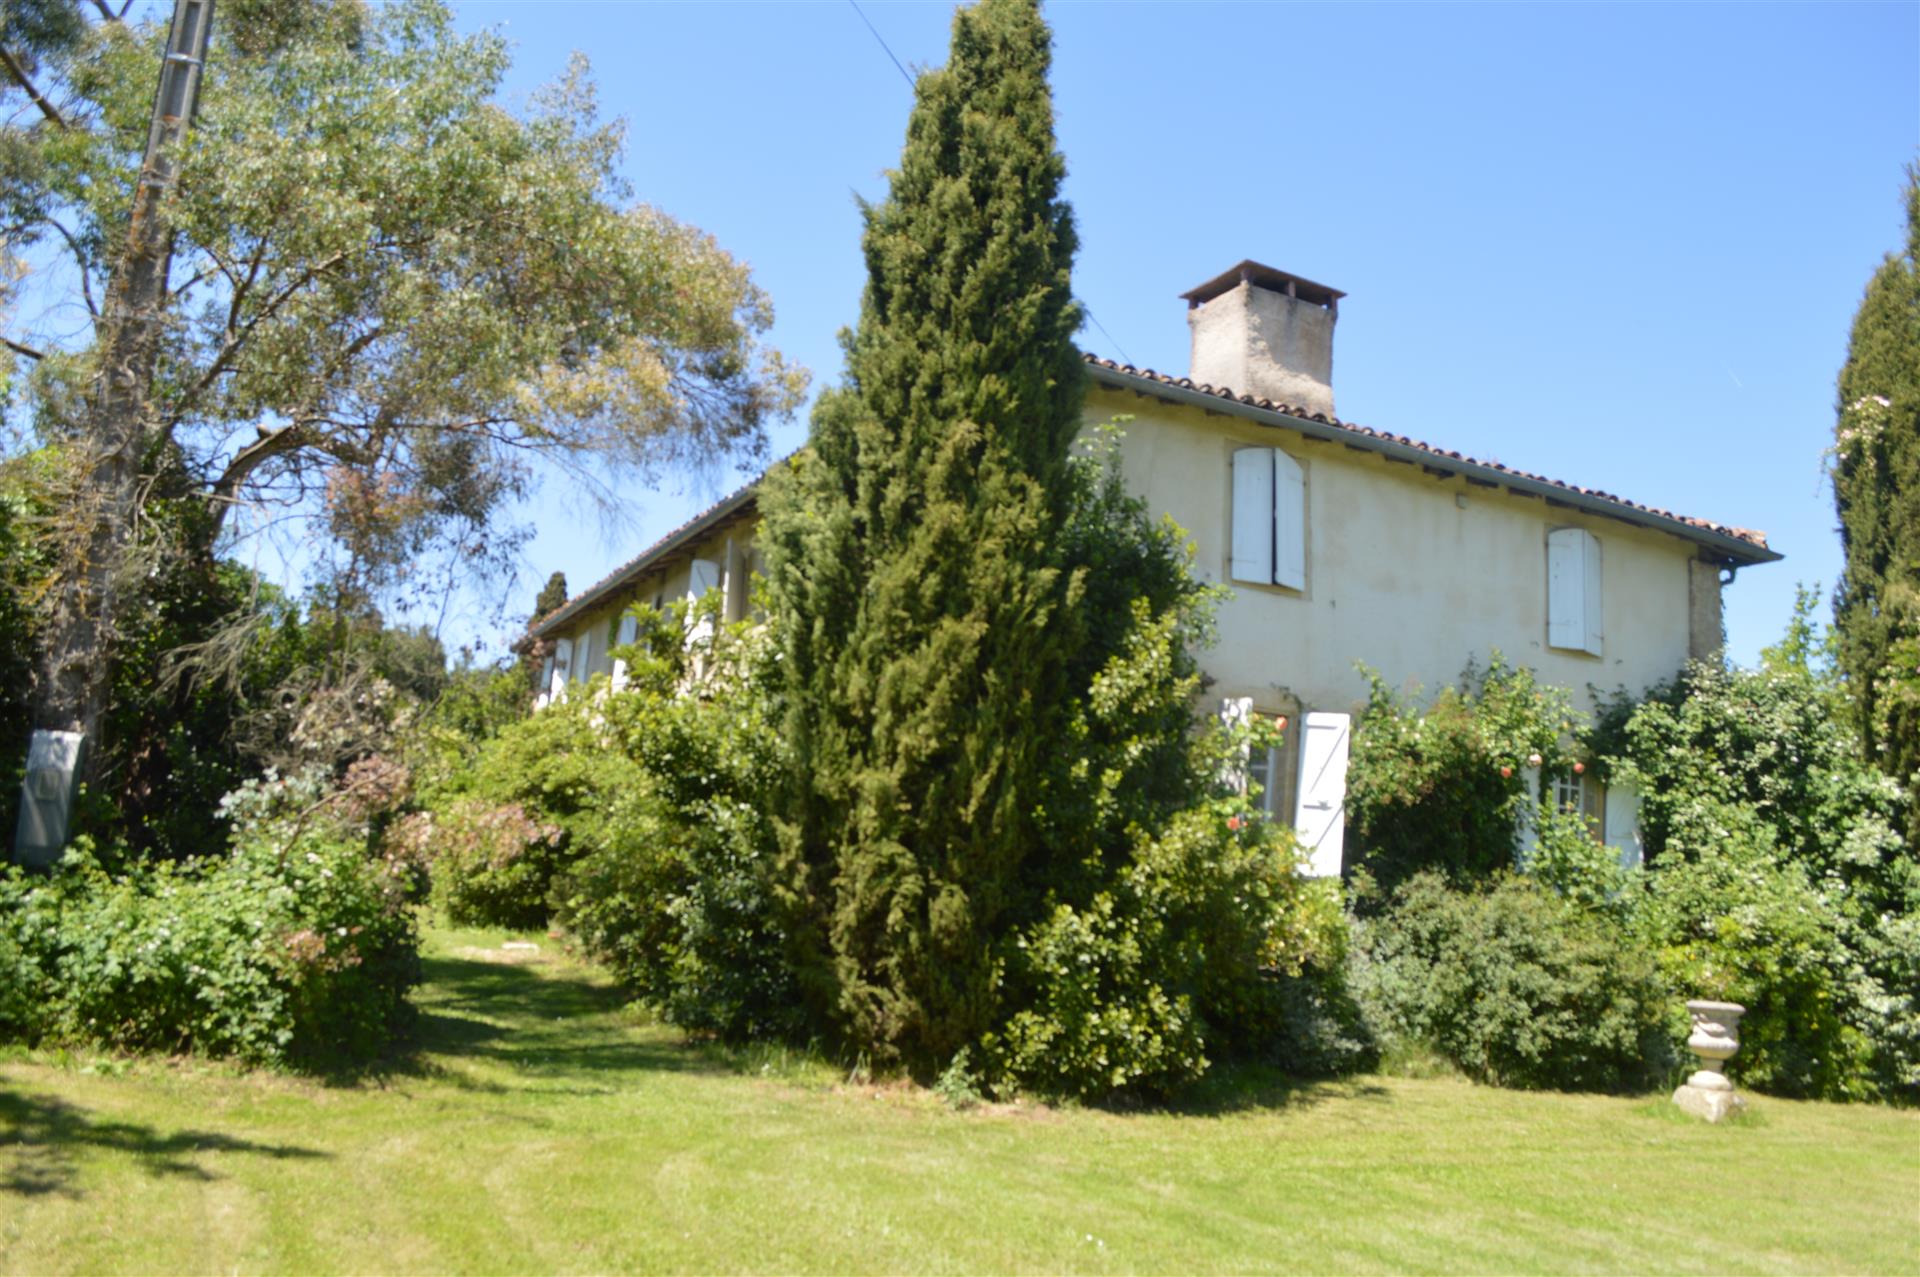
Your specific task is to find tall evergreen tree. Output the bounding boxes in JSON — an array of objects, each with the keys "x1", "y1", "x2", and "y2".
[
  {"x1": 759, "y1": 0, "x2": 1086, "y2": 1070},
  {"x1": 1833, "y1": 166, "x2": 1920, "y2": 840},
  {"x1": 533, "y1": 572, "x2": 570, "y2": 622}
]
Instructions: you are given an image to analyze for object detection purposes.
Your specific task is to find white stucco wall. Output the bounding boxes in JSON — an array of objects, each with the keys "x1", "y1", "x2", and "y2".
[
  {"x1": 546, "y1": 390, "x2": 1718, "y2": 728},
  {"x1": 543, "y1": 525, "x2": 756, "y2": 691},
  {"x1": 1088, "y1": 383, "x2": 1705, "y2": 720}
]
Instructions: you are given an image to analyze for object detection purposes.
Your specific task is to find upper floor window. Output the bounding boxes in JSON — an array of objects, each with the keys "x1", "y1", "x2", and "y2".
[
  {"x1": 1231, "y1": 446, "x2": 1305, "y2": 591},
  {"x1": 1547, "y1": 526, "x2": 1603, "y2": 657}
]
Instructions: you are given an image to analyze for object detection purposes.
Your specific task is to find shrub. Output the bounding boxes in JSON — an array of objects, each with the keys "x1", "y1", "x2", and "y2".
[
  {"x1": 0, "y1": 780, "x2": 418, "y2": 1067},
  {"x1": 551, "y1": 605, "x2": 803, "y2": 1042},
  {"x1": 989, "y1": 807, "x2": 1350, "y2": 1098},
  {"x1": 417, "y1": 688, "x2": 646, "y2": 928},
  {"x1": 1356, "y1": 871, "x2": 1674, "y2": 1093},
  {"x1": 1630, "y1": 796, "x2": 1881, "y2": 1100},
  {"x1": 1345, "y1": 658, "x2": 1579, "y2": 898},
  {"x1": 1603, "y1": 611, "x2": 1919, "y2": 1102}
]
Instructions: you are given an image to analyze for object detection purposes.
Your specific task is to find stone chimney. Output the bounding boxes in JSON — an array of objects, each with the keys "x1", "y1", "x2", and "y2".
[{"x1": 1183, "y1": 260, "x2": 1344, "y2": 419}]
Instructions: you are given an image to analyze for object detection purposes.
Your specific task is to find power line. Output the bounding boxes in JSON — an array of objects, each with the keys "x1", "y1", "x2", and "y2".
[
  {"x1": 1081, "y1": 303, "x2": 1135, "y2": 369},
  {"x1": 847, "y1": 0, "x2": 913, "y2": 89},
  {"x1": 844, "y1": 0, "x2": 1139, "y2": 369}
]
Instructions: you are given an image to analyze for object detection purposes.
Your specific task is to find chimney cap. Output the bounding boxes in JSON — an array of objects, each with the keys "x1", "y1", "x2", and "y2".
[{"x1": 1181, "y1": 260, "x2": 1345, "y2": 309}]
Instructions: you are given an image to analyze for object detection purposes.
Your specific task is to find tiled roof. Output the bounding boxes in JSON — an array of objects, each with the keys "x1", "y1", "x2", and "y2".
[
  {"x1": 1081, "y1": 354, "x2": 1778, "y2": 559},
  {"x1": 527, "y1": 354, "x2": 1780, "y2": 640}
]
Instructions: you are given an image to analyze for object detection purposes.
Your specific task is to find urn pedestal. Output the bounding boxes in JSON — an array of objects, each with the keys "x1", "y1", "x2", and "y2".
[{"x1": 1672, "y1": 1000, "x2": 1747, "y2": 1123}]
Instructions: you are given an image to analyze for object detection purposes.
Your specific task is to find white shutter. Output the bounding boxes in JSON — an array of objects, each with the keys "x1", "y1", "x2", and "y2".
[
  {"x1": 1604, "y1": 782, "x2": 1642, "y2": 870},
  {"x1": 1293, "y1": 711, "x2": 1350, "y2": 878},
  {"x1": 1273, "y1": 449, "x2": 1305, "y2": 591},
  {"x1": 1583, "y1": 531, "x2": 1604, "y2": 657},
  {"x1": 686, "y1": 558, "x2": 722, "y2": 646},
  {"x1": 611, "y1": 613, "x2": 639, "y2": 690},
  {"x1": 538, "y1": 654, "x2": 555, "y2": 704},
  {"x1": 688, "y1": 558, "x2": 722, "y2": 598},
  {"x1": 723, "y1": 538, "x2": 750, "y2": 623},
  {"x1": 1547, "y1": 527, "x2": 1601, "y2": 656},
  {"x1": 1515, "y1": 765, "x2": 1542, "y2": 866},
  {"x1": 1230, "y1": 448, "x2": 1274, "y2": 584},
  {"x1": 572, "y1": 631, "x2": 591, "y2": 683},
  {"x1": 550, "y1": 637, "x2": 573, "y2": 702}
]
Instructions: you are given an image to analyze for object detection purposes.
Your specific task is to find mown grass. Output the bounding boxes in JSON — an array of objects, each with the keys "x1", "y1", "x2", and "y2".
[{"x1": 2, "y1": 924, "x2": 1915, "y2": 1275}]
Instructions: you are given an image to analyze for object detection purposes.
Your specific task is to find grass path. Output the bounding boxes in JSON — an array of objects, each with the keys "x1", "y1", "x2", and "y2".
[{"x1": 2, "y1": 925, "x2": 1917, "y2": 1274}]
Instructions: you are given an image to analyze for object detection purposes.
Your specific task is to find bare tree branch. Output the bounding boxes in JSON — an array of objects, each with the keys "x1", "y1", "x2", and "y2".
[
  {"x1": 45, "y1": 217, "x2": 101, "y2": 318},
  {"x1": 0, "y1": 46, "x2": 70, "y2": 131},
  {"x1": 3, "y1": 335, "x2": 47, "y2": 361}
]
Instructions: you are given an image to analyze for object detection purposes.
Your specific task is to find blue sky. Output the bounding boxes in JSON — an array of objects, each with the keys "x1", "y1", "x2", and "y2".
[{"x1": 451, "y1": 1, "x2": 1915, "y2": 670}]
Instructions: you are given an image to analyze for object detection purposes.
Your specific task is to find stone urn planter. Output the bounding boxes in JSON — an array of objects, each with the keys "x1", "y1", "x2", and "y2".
[{"x1": 1672, "y1": 999, "x2": 1747, "y2": 1122}]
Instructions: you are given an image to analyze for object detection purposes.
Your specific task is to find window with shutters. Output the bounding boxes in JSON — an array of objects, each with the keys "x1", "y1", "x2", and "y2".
[
  {"x1": 687, "y1": 558, "x2": 722, "y2": 646},
  {"x1": 1230, "y1": 446, "x2": 1306, "y2": 592},
  {"x1": 1552, "y1": 771, "x2": 1607, "y2": 841},
  {"x1": 611, "y1": 613, "x2": 640, "y2": 690},
  {"x1": 1246, "y1": 732, "x2": 1301, "y2": 825},
  {"x1": 571, "y1": 630, "x2": 592, "y2": 683},
  {"x1": 1546, "y1": 527, "x2": 1603, "y2": 657}
]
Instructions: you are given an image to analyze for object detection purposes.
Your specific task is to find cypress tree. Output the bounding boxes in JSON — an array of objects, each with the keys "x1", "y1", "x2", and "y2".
[
  {"x1": 759, "y1": 0, "x2": 1085, "y2": 1071},
  {"x1": 533, "y1": 571, "x2": 569, "y2": 622},
  {"x1": 1833, "y1": 166, "x2": 1920, "y2": 839}
]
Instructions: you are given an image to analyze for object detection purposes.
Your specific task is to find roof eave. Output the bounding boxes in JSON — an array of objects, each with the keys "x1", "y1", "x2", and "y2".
[
  {"x1": 1085, "y1": 362, "x2": 1782, "y2": 567},
  {"x1": 527, "y1": 484, "x2": 762, "y2": 640}
]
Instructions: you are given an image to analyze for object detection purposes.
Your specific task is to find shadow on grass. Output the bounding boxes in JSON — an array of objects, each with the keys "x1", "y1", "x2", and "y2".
[
  {"x1": 374, "y1": 950, "x2": 1394, "y2": 1116},
  {"x1": 360, "y1": 954, "x2": 739, "y2": 1091},
  {"x1": 0, "y1": 1089, "x2": 328, "y2": 1199},
  {"x1": 1073, "y1": 1056, "x2": 1394, "y2": 1118}
]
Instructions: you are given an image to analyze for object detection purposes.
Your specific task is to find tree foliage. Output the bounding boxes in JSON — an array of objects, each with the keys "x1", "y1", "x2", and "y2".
[
  {"x1": 0, "y1": 0, "x2": 804, "y2": 790},
  {"x1": 1344, "y1": 656, "x2": 1581, "y2": 899},
  {"x1": 746, "y1": 0, "x2": 1340, "y2": 1095},
  {"x1": 1832, "y1": 164, "x2": 1920, "y2": 843},
  {"x1": 1603, "y1": 607, "x2": 1918, "y2": 1101},
  {"x1": 757, "y1": 0, "x2": 1089, "y2": 1069}
]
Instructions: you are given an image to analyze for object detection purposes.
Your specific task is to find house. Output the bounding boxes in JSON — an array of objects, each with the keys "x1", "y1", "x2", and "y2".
[{"x1": 523, "y1": 260, "x2": 1781, "y2": 875}]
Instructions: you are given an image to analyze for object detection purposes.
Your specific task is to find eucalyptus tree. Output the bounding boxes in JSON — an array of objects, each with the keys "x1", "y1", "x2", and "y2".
[{"x1": 0, "y1": 0, "x2": 805, "y2": 809}]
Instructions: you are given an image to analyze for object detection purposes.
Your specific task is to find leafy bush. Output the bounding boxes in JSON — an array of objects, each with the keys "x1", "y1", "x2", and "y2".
[
  {"x1": 989, "y1": 804, "x2": 1346, "y2": 1098},
  {"x1": 546, "y1": 450, "x2": 1351, "y2": 1100},
  {"x1": 1603, "y1": 606, "x2": 1918, "y2": 1103},
  {"x1": 1355, "y1": 872, "x2": 1674, "y2": 1093},
  {"x1": 1630, "y1": 801, "x2": 1876, "y2": 1099},
  {"x1": 1345, "y1": 658, "x2": 1579, "y2": 898},
  {"x1": 552, "y1": 617, "x2": 803, "y2": 1041},
  {"x1": 415, "y1": 685, "x2": 647, "y2": 928},
  {"x1": 0, "y1": 776, "x2": 418, "y2": 1067}
]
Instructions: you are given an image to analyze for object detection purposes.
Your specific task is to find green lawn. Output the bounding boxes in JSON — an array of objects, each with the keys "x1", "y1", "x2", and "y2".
[{"x1": 2, "y1": 927, "x2": 1915, "y2": 1275}]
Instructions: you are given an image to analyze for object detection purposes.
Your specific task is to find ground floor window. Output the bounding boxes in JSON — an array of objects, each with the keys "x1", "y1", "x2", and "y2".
[
  {"x1": 1246, "y1": 713, "x2": 1302, "y2": 825},
  {"x1": 1552, "y1": 770, "x2": 1606, "y2": 842}
]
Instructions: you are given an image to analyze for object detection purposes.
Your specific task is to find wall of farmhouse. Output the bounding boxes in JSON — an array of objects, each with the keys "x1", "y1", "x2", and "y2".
[
  {"x1": 1088, "y1": 384, "x2": 1708, "y2": 722},
  {"x1": 541, "y1": 524, "x2": 757, "y2": 696},
  {"x1": 543, "y1": 390, "x2": 1724, "y2": 735}
]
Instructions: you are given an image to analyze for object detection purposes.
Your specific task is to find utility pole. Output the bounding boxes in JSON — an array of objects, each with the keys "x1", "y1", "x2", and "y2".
[{"x1": 14, "y1": 0, "x2": 216, "y2": 866}]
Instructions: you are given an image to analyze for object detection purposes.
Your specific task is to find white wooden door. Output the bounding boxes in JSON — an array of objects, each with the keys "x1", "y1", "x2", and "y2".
[{"x1": 1293, "y1": 711, "x2": 1351, "y2": 878}]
